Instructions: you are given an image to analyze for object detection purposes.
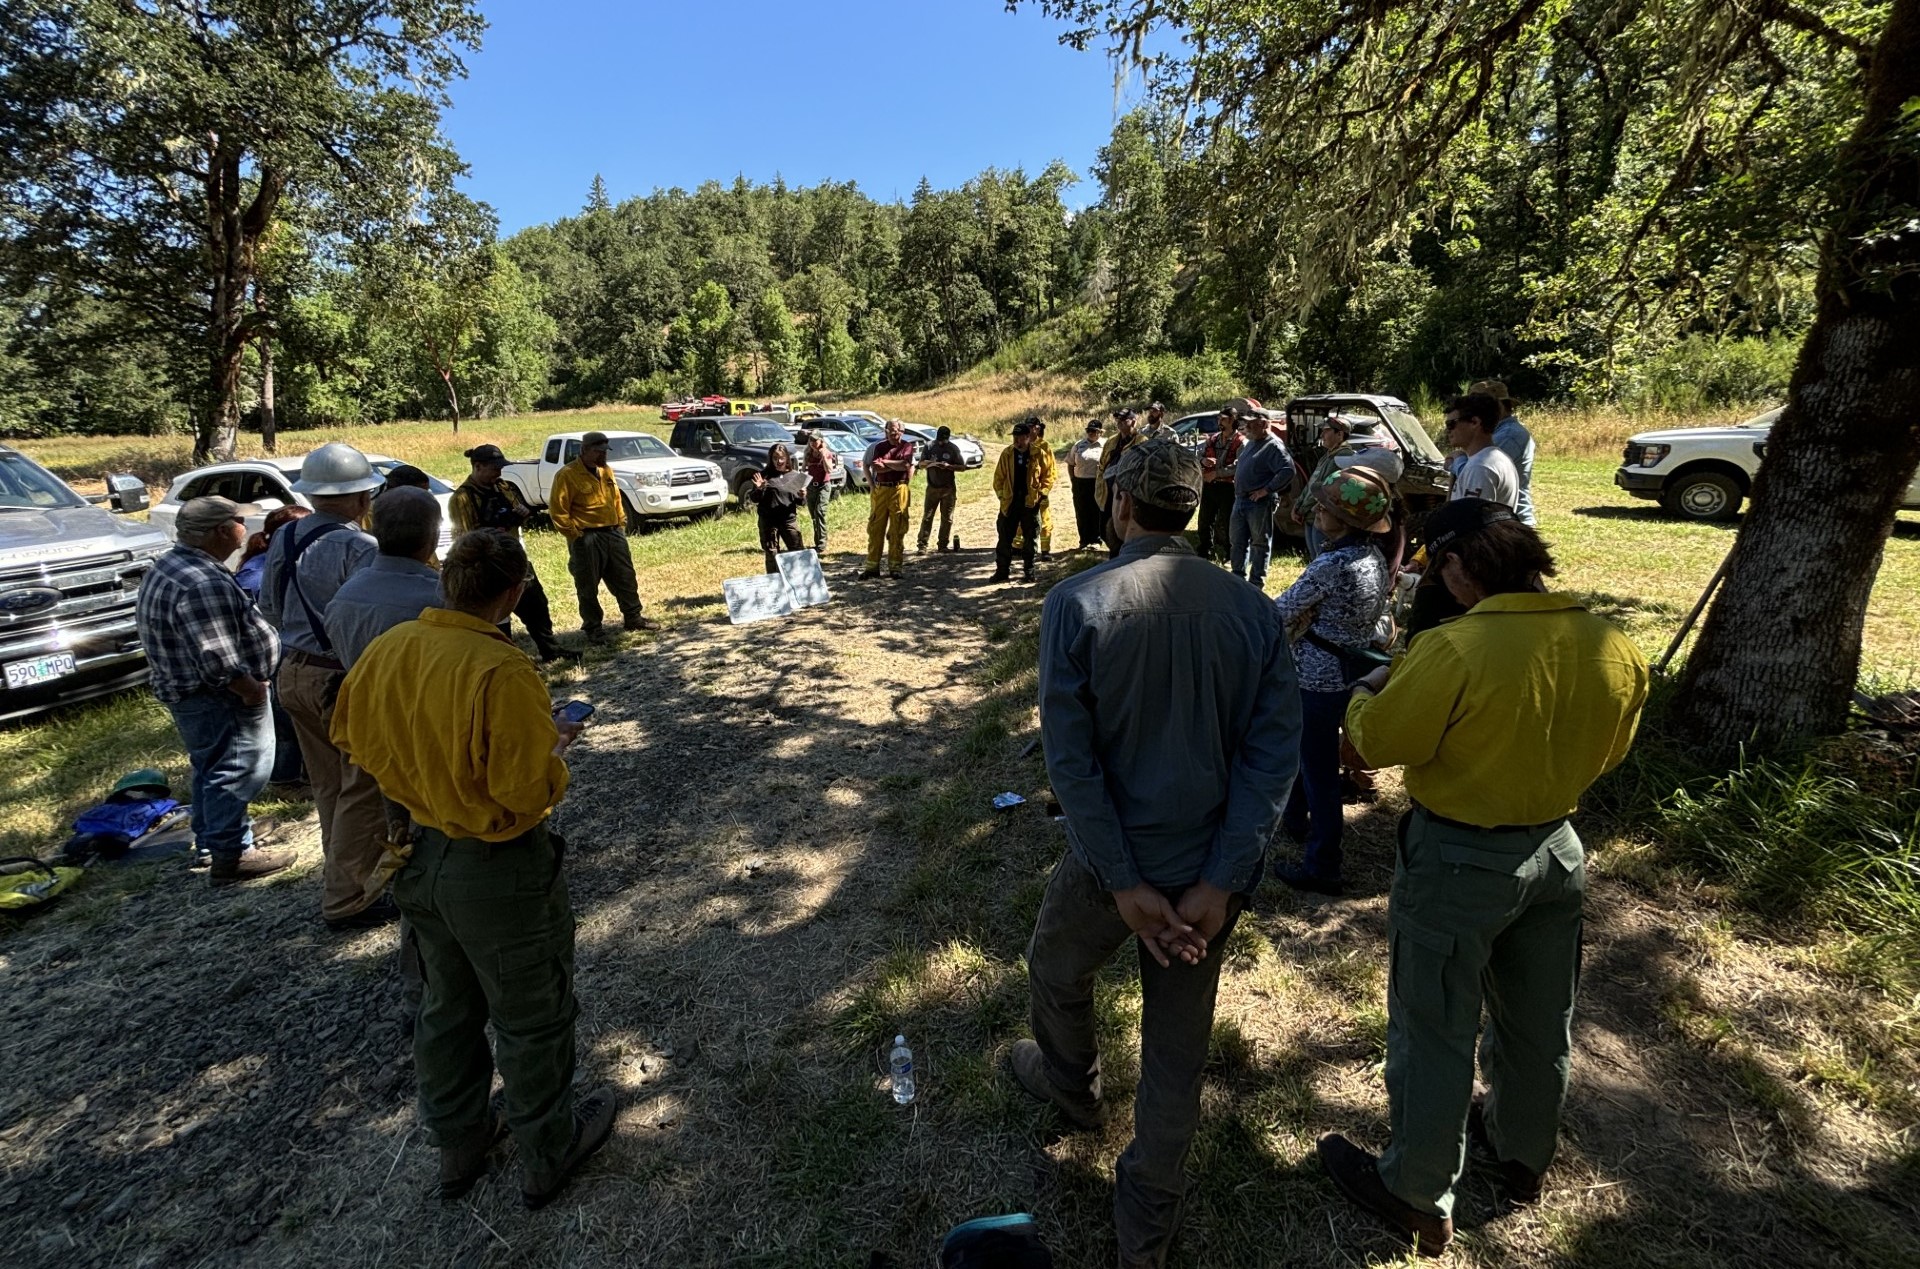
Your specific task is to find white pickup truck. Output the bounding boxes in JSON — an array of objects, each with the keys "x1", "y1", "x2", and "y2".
[
  {"x1": 1616, "y1": 406, "x2": 1920, "y2": 521},
  {"x1": 501, "y1": 431, "x2": 727, "y2": 529}
]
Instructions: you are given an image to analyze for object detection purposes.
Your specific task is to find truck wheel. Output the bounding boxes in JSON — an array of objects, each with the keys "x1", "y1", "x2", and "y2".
[
  {"x1": 732, "y1": 479, "x2": 757, "y2": 513},
  {"x1": 624, "y1": 498, "x2": 647, "y2": 534},
  {"x1": 1661, "y1": 471, "x2": 1742, "y2": 522}
]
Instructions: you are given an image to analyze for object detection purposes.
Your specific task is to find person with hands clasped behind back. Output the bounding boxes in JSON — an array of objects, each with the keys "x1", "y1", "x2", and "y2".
[
  {"x1": 1010, "y1": 436, "x2": 1301, "y2": 1269},
  {"x1": 1316, "y1": 498, "x2": 1649, "y2": 1259}
]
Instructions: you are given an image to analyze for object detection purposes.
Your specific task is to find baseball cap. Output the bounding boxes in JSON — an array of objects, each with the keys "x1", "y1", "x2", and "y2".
[
  {"x1": 1148, "y1": 401, "x2": 1166, "y2": 413},
  {"x1": 1314, "y1": 467, "x2": 1394, "y2": 534},
  {"x1": 1469, "y1": 378, "x2": 1514, "y2": 405},
  {"x1": 1086, "y1": 419, "x2": 1103, "y2": 431},
  {"x1": 382, "y1": 463, "x2": 431, "y2": 490},
  {"x1": 581, "y1": 430, "x2": 610, "y2": 447},
  {"x1": 1112, "y1": 407, "x2": 1136, "y2": 420},
  {"x1": 1109, "y1": 436, "x2": 1201, "y2": 511},
  {"x1": 1011, "y1": 421, "x2": 1033, "y2": 437},
  {"x1": 1318, "y1": 414, "x2": 1353, "y2": 434},
  {"x1": 1424, "y1": 497, "x2": 1518, "y2": 554},
  {"x1": 176, "y1": 495, "x2": 257, "y2": 536},
  {"x1": 464, "y1": 443, "x2": 506, "y2": 464}
]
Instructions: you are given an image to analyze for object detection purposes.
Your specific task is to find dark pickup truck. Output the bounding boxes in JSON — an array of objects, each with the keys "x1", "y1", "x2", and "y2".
[{"x1": 668, "y1": 414, "x2": 843, "y2": 510}]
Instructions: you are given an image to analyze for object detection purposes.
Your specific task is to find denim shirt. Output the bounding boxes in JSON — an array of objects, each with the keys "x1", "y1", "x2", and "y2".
[
  {"x1": 1039, "y1": 534, "x2": 1302, "y2": 893},
  {"x1": 323, "y1": 555, "x2": 444, "y2": 669},
  {"x1": 1493, "y1": 416, "x2": 1536, "y2": 525},
  {"x1": 1233, "y1": 433, "x2": 1292, "y2": 503}
]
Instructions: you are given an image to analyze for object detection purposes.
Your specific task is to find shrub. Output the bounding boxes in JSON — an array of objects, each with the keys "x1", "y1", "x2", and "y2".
[
  {"x1": 1084, "y1": 349, "x2": 1245, "y2": 408},
  {"x1": 619, "y1": 370, "x2": 691, "y2": 407},
  {"x1": 1624, "y1": 333, "x2": 1800, "y2": 411}
]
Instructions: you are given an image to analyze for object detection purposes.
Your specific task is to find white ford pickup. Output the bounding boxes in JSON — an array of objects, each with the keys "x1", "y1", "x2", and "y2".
[{"x1": 501, "y1": 431, "x2": 727, "y2": 529}]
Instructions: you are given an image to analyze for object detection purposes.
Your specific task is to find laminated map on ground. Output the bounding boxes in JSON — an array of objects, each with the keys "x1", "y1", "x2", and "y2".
[
  {"x1": 776, "y1": 549, "x2": 831, "y2": 608},
  {"x1": 722, "y1": 573, "x2": 797, "y2": 624}
]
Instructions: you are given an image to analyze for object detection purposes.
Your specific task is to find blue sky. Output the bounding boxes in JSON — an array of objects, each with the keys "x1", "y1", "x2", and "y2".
[{"x1": 442, "y1": 1, "x2": 1142, "y2": 233}]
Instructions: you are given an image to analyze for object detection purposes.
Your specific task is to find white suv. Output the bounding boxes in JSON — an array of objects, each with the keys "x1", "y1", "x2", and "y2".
[{"x1": 1615, "y1": 406, "x2": 1920, "y2": 521}]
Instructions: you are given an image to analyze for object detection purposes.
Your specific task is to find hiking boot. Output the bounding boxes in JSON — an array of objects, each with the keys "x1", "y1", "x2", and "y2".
[
  {"x1": 623, "y1": 616, "x2": 661, "y2": 633},
  {"x1": 582, "y1": 626, "x2": 611, "y2": 643},
  {"x1": 326, "y1": 893, "x2": 400, "y2": 933},
  {"x1": 887, "y1": 569, "x2": 902, "y2": 579},
  {"x1": 1009, "y1": 1039, "x2": 1106, "y2": 1131},
  {"x1": 1275, "y1": 863, "x2": 1345, "y2": 897},
  {"x1": 1022, "y1": 568, "x2": 1035, "y2": 582},
  {"x1": 859, "y1": 567, "x2": 881, "y2": 579},
  {"x1": 439, "y1": 1112, "x2": 507, "y2": 1202},
  {"x1": 1467, "y1": 1099, "x2": 1544, "y2": 1205},
  {"x1": 989, "y1": 571, "x2": 1011, "y2": 583},
  {"x1": 1317, "y1": 1133, "x2": 1453, "y2": 1257},
  {"x1": 1040, "y1": 551, "x2": 1052, "y2": 562},
  {"x1": 209, "y1": 845, "x2": 296, "y2": 886},
  {"x1": 521, "y1": 1087, "x2": 617, "y2": 1209},
  {"x1": 537, "y1": 642, "x2": 582, "y2": 664}
]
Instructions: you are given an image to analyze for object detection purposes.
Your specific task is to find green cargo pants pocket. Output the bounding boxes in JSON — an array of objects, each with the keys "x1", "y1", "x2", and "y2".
[{"x1": 1388, "y1": 917, "x2": 1455, "y2": 1030}]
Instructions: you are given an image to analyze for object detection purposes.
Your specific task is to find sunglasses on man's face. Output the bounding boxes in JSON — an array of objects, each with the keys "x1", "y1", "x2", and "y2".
[{"x1": 1443, "y1": 416, "x2": 1463, "y2": 429}]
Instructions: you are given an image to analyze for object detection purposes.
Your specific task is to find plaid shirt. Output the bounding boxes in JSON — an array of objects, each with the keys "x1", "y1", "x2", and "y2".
[{"x1": 136, "y1": 545, "x2": 280, "y2": 704}]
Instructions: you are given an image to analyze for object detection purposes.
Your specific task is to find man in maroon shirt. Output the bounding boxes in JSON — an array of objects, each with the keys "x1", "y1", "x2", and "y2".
[
  {"x1": 862, "y1": 419, "x2": 918, "y2": 579},
  {"x1": 1195, "y1": 408, "x2": 1243, "y2": 562}
]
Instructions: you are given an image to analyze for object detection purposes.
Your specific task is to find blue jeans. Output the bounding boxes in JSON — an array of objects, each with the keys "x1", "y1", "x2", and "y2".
[
  {"x1": 1228, "y1": 498, "x2": 1275, "y2": 588},
  {"x1": 165, "y1": 689, "x2": 275, "y2": 862},
  {"x1": 1282, "y1": 687, "x2": 1353, "y2": 880}
]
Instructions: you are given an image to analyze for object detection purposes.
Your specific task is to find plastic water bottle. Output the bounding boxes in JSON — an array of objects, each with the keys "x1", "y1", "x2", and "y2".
[{"x1": 888, "y1": 1035, "x2": 916, "y2": 1105}]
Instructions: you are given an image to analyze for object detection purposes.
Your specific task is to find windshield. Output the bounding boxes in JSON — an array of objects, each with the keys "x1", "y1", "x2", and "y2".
[
  {"x1": 600, "y1": 434, "x2": 675, "y2": 462},
  {"x1": 1387, "y1": 407, "x2": 1447, "y2": 463},
  {"x1": 0, "y1": 450, "x2": 87, "y2": 510},
  {"x1": 719, "y1": 420, "x2": 792, "y2": 445},
  {"x1": 823, "y1": 417, "x2": 884, "y2": 440},
  {"x1": 821, "y1": 432, "x2": 867, "y2": 454}
]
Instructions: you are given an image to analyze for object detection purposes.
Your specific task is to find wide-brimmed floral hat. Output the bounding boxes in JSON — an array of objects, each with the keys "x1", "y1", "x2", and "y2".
[{"x1": 1313, "y1": 466, "x2": 1394, "y2": 534}]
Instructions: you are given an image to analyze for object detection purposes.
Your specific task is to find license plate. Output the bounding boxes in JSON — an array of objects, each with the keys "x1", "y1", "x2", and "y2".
[{"x1": 4, "y1": 652, "x2": 76, "y2": 690}]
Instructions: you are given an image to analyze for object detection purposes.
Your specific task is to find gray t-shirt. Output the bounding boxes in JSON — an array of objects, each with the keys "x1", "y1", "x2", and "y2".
[{"x1": 1451, "y1": 447, "x2": 1521, "y2": 510}]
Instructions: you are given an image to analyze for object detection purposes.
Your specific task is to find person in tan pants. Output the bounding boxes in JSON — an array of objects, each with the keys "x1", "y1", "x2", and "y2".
[{"x1": 257, "y1": 442, "x2": 394, "y2": 931}]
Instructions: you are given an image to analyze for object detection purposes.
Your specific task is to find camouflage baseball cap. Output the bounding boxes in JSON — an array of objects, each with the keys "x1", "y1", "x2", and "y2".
[{"x1": 1109, "y1": 435, "x2": 1202, "y2": 511}]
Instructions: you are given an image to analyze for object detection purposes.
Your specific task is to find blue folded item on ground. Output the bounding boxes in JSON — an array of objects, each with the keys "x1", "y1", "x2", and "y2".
[
  {"x1": 992, "y1": 792, "x2": 1027, "y2": 810},
  {"x1": 63, "y1": 791, "x2": 187, "y2": 863},
  {"x1": 940, "y1": 1213, "x2": 1052, "y2": 1267}
]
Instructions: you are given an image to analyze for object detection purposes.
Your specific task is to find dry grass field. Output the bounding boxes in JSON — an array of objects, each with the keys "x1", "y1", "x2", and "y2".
[{"x1": 2, "y1": 389, "x2": 1916, "y2": 1267}]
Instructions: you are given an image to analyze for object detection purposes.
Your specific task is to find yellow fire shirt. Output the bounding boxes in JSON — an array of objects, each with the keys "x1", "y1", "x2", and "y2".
[
  {"x1": 332, "y1": 608, "x2": 569, "y2": 841},
  {"x1": 1346, "y1": 593, "x2": 1650, "y2": 828},
  {"x1": 548, "y1": 460, "x2": 625, "y2": 538}
]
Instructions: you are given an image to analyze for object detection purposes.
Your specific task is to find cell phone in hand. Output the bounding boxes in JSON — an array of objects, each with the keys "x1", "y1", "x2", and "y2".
[{"x1": 554, "y1": 699, "x2": 595, "y2": 725}]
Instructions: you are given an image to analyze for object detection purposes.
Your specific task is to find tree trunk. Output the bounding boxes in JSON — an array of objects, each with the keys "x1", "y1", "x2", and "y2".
[
  {"x1": 1672, "y1": 0, "x2": 1920, "y2": 753},
  {"x1": 259, "y1": 332, "x2": 277, "y2": 454},
  {"x1": 440, "y1": 366, "x2": 462, "y2": 433},
  {"x1": 193, "y1": 142, "x2": 281, "y2": 463}
]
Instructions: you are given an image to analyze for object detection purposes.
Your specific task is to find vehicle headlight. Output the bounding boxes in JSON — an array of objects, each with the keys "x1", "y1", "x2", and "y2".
[
  {"x1": 705, "y1": 464, "x2": 722, "y2": 480},
  {"x1": 1637, "y1": 444, "x2": 1670, "y2": 468},
  {"x1": 633, "y1": 471, "x2": 669, "y2": 487}
]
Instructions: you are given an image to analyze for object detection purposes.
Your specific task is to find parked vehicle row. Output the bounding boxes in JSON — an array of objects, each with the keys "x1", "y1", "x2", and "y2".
[{"x1": 150, "y1": 455, "x2": 459, "y2": 558}]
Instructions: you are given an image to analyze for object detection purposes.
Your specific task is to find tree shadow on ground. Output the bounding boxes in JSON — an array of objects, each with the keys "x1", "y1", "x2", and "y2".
[{"x1": 1571, "y1": 504, "x2": 1739, "y2": 531}]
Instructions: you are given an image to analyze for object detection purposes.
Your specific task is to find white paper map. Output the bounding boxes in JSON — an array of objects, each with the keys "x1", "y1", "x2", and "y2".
[
  {"x1": 777, "y1": 549, "x2": 831, "y2": 608},
  {"x1": 722, "y1": 573, "x2": 797, "y2": 624}
]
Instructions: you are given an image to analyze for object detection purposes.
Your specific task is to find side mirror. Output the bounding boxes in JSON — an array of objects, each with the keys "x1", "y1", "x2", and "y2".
[{"x1": 105, "y1": 473, "x2": 149, "y2": 513}]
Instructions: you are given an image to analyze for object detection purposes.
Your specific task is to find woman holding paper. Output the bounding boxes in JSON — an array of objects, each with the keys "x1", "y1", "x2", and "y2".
[{"x1": 748, "y1": 443, "x2": 809, "y2": 573}]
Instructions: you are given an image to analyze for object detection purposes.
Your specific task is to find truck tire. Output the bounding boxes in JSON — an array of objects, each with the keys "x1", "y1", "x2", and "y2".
[
  {"x1": 731, "y1": 476, "x2": 757, "y2": 513},
  {"x1": 1661, "y1": 470, "x2": 1743, "y2": 522}
]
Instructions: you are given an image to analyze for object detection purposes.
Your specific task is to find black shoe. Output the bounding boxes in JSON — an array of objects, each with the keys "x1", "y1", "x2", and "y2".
[
  {"x1": 887, "y1": 570, "x2": 902, "y2": 579},
  {"x1": 1318, "y1": 1133, "x2": 1453, "y2": 1257},
  {"x1": 327, "y1": 894, "x2": 401, "y2": 932},
  {"x1": 859, "y1": 567, "x2": 881, "y2": 579},
  {"x1": 988, "y1": 571, "x2": 1010, "y2": 583},
  {"x1": 521, "y1": 1087, "x2": 617, "y2": 1209},
  {"x1": 1022, "y1": 570, "x2": 1035, "y2": 582},
  {"x1": 439, "y1": 1111, "x2": 507, "y2": 1202},
  {"x1": 537, "y1": 644, "x2": 582, "y2": 664},
  {"x1": 1467, "y1": 1099, "x2": 1545, "y2": 1204},
  {"x1": 1040, "y1": 551, "x2": 1052, "y2": 562},
  {"x1": 1275, "y1": 863, "x2": 1344, "y2": 897}
]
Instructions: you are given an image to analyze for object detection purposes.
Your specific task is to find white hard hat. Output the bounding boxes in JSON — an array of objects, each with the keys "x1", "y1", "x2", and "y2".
[
  {"x1": 1335, "y1": 445, "x2": 1406, "y2": 484},
  {"x1": 292, "y1": 442, "x2": 382, "y2": 495}
]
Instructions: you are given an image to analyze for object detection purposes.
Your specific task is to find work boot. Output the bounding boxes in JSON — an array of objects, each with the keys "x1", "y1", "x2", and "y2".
[
  {"x1": 521, "y1": 1087, "x2": 617, "y2": 1209},
  {"x1": 1275, "y1": 863, "x2": 1345, "y2": 897},
  {"x1": 859, "y1": 567, "x2": 881, "y2": 579},
  {"x1": 326, "y1": 893, "x2": 400, "y2": 933},
  {"x1": 1009, "y1": 1038, "x2": 1106, "y2": 1131},
  {"x1": 535, "y1": 639, "x2": 581, "y2": 664},
  {"x1": 1317, "y1": 1133, "x2": 1453, "y2": 1257},
  {"x1": 439, "y1": 1112, "x2": 507, "y2": 1202},
  {"x1": 1022, "y1": 567, "x2": 1035, "y2": 582},
  {"x1": 209, "y1": 845, "x2": 296, "y2": 887},
  {"x1": 623, "y1": 616, "x2": 661, "y2": 633},
  {"x1": 1467, "y1": 1099, "x2": 1544, "y2": 1205},
  {"x1": 582, "y1": 626, "x2": 611, "y2": 643}
]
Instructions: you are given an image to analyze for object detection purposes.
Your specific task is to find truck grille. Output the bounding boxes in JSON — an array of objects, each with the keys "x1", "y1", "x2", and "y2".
[
  {"x1": 0, "y1": 550, "x2": 155, "y2": 660},
  {"x1": 1622, "y1": 443, "x2": 1644, "y2": 466},
  {"x1": 669, "y1": 467, "x2": 710, "y2": 487}
]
